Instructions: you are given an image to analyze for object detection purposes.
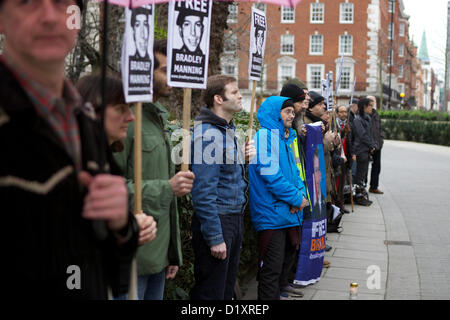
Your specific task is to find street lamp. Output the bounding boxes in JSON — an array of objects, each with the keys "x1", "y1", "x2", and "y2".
[{"x1": 388, "y1": 0, "x2": 395, "y2": 110}]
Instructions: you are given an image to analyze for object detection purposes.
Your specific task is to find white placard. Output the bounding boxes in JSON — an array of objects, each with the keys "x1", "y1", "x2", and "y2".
[
  {"x1": 121, "y1": 5, "x2": 154, "y2": 103},
  {"x1": 248, "y1": 7, "x2": 267, "y2": 81},
  {"x1": 167, "y1": 0, "x2": 212, "y2": 89}
]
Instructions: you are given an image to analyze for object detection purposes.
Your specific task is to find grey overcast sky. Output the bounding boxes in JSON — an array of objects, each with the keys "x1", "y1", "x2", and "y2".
[{"x1": 403, "y1": 0, "x2": 448, "y2": 80}]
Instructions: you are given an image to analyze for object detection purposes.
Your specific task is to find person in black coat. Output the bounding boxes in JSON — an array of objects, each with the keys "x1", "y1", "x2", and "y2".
[
  {"x1": 0, "y1": 0, "x2": 138, "y2": 299},
  {"x1": 352, "y1": 98, "x2": 377, "y2": 206}
]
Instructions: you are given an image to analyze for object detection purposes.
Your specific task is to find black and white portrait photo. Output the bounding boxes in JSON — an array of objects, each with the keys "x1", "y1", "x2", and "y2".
[
  {"x1": 121, "y1": 5, "x2": 154, "y2": 102},
  {"x1": 249, "y1": 7, "x2": 266, "y2": 81},
  {"x1": 167, "y1": 0, "x2": 212, "y2": 89}
]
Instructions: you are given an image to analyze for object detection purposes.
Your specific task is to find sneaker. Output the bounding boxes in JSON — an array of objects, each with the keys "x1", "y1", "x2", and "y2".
[
  {"x1": 281, "y1": 284, "x2": 304, "y2": 297},
  {"x1": 325, "y1": 244, "x2": 332, "y2": 252}
]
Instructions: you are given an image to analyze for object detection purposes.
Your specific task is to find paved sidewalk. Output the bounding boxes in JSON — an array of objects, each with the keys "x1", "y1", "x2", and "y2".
[{"x1": 242, "y1": 189, "x2": 389, "y2": 300}]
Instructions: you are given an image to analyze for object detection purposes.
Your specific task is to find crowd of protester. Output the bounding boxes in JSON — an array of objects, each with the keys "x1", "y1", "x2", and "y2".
[{"x1": 0, "y1": 0, "x2": 384, "y2": 300}]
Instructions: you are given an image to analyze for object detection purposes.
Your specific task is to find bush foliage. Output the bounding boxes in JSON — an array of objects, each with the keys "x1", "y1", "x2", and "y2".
[{"x1": 379, "y1": 110, "x2": 450, "y2": 122}]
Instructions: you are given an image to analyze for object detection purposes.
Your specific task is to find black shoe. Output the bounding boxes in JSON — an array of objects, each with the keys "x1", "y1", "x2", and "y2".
[
  {"x1": 325, "y1": 244, "x2": 332, "y2": 252},
  {"x1": 355, "y1": 197, "x2": 372, "y2": 206}
]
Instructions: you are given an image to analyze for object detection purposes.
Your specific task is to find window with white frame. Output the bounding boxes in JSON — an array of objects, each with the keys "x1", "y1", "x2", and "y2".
[
  {"x1": 398, "y1": 84, "x2": 405, "y2": 95},
  {"x1": 399, "y1": 43, "x2": 404, "y2": 57},
  {"x1": 307, "y1": 64, "x2": 324, "y2": 90},
  {"x1": 253, "y1": 3, "x2": 266, "y2": 12},
  {"x1": 398, "y1": 65, "x2": 404, "y2": 78},
  {"x1": 388, "y1": 22, "x2": 394, "y2": 40},
  {"x1": 339, "y1": 34, "x2": 353, "y2": 55},
  {"x1": 223, "y1": 33, "x2": 237, "y2": 54},
  {"x1": 310, "y1": 2, "x2": 324, "y2": 23},
  {"x1": 388, "y1": 0, "x2": 395, "y2": 13},
  {"x1": 281, "y1": 34, "x2": 295, "y2": 54},
  {"x1": 399, "y1": 23, "x2": 405, "y2": 37},
  {"x1": 281, "y1": 6, "x2": 295, "y2": 23},
  {"x1": 310, "y1": 34, "x2": 323, "y2": 55},
  {"x1": 256, "y1": 64, "x2": 267, "y2": 90},
  {"x1": 227, "y1": 4, "x2": 238, "y2": 24},
  {"x1": 339, "y1": 66, "x2": 352, "y2": 90},
  {"x1": 340, "y1": 2, "x2": 354, "y2": 23},
  {"x1": 388, "y1": 48, "x2": 394, "y2": 66},
  {"x1": 221, "y1": 57, "x2": 238, "y2": 78}
]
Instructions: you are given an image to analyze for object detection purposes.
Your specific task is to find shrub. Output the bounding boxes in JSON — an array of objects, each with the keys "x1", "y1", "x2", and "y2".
[{"x1": 381, "y1": 119, "x2": 450, "y2": 146}]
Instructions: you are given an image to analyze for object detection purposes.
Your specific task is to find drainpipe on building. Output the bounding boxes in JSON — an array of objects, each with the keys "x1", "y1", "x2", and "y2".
[{"x1": 388, "y1": 0, "x2": 395, "y2": 110}]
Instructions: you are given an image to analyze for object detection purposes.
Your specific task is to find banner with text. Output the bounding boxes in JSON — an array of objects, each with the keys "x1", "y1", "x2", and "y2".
[
  {"x1": 294, "y1": 123, "x2": 328, "y2": 286},
  {"x1": 121, "y1": 5, "x2": 155, "y2": 103},
  {"x1": 167, "y1": 0, "x2": 212, "y2": 89},
  {"x1": 248, "y1": 6, "x2": 267, "y2": 81}
]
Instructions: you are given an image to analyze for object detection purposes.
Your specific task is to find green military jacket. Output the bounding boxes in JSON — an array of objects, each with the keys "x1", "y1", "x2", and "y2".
[{"x1": 115, "y1": 102, "x2": 182, "y2": 275}]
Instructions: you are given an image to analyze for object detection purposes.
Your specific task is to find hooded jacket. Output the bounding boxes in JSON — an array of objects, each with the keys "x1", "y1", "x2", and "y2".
[
  {"x1": 190, "y1": 107, "x2": 248, "y2": 246},
  {"x1": 249, "y1": 96, "x2": 306, "y2": 232}
]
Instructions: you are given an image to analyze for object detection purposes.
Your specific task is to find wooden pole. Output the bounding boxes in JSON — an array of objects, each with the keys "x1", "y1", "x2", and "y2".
[
  {"x1": 129, "y1": 101, "x2": 143, "y2": 300},
  {"x1": 181, "y1": 88, "x2": 192, "y2": 172},
  {"x1": 248, "y1": 80, "x2": 257, "y2": 140}
]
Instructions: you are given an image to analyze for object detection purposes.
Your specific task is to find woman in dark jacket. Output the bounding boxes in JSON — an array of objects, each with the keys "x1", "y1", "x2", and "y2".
[
  {"x1": 77, "y1": 75, "x2": 158, "y2": 297},
  {"x1": 352, "y1": 98, "x2": 377, "y2": 206}
]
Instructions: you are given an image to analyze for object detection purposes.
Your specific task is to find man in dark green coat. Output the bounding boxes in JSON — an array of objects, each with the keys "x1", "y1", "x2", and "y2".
[{"x1": 115, "y1": 40, "x2": 195, "y2": 300}]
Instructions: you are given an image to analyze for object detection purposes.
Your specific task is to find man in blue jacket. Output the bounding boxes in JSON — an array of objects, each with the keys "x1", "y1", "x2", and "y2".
[
  {"x1": 249, "y1": 96, "x2": 308, "y2": 300},
  {"x1": 190, "y1": 75, "x2": 255, "y2": 300}
]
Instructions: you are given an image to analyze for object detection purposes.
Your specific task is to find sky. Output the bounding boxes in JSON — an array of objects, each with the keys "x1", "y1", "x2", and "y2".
[{"x1": 402, "y1": 0, "x2": 448, "y2": 80}]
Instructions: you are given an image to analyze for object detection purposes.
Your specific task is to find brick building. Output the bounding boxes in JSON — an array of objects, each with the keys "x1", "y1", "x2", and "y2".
[{"x1": 222, "y1": 0, "x2": 421, "y2": 111}]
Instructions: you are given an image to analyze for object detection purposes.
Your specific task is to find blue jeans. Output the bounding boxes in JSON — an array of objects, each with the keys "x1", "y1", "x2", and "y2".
[{"x1": 137, "y1": 270, "x2": 166, "y2": 300}]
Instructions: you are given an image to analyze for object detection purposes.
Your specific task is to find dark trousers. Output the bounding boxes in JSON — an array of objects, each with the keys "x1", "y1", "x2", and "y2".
[
  {"x1": 257, "y1": 229, "x2": 297, "y2": 300},
  {"x1": 370, "y1": 149, "x2": 381, "y2": 189},
  {"x1": 190, "y1": 213, "x2": 243, "y2": 300},
  {"x1": 356, "y1": 152, "x2": 370, "y2": 187}
]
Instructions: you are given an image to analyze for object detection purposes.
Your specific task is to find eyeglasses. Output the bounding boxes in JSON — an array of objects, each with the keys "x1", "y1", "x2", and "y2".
[{"x1": 281, "y1": 109, "x2": 295, "y2": 116}]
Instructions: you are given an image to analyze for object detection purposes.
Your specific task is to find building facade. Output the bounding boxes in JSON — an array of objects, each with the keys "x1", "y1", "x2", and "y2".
[{"x1": 224, "y1": 0, "x2": 421, "y2": 111}]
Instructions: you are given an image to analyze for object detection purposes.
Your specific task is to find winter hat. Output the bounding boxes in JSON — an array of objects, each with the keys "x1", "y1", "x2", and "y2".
[
  {"x1": 350, "y1": 98, "x2": 359, "y2": 105},
  {"x1": 280, "y1": 84, "x2": 306, "y2": 103},
  {"x1": 308, "y1": 91, "x2": 325, "y2": 109},
  {"x1": 280, "y1": 99, "x2": 295, "y2": 110}
]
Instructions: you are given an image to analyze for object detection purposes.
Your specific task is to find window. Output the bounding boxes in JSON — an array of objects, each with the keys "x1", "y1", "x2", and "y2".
[
  {"x1": 253, "y1": 3, "x2": 266, "y2": 12},
  {"x1": 399, "y1": 23, "x2": 405, "y2": 37},
  {"x1": 339, "y1": 34, "x2": 353, "y2": 55},
  {"x1": 227, "y1": 4, "x2": 238, "y2": 24},
  {"x1": 310, "y1": 2, "x2": 324, "y2": 23},
  {"x1": 281, "y1": 34, "x2": 294, "y2": 54},
  {"x1": 223, "y1": 65, "x2": 235, "y2": 76},
  {"x1": 221, "y1": 56, "x2": 238, "y2": 78},
  {"x1": 307, "y1": 64, "x2": 324, "y2": 90},
  {"x1": 340, "y1": 2, "x2": 354, "y2": 23},
  {"x1": 388, "y1": 0, "x2": 395, "y2": 13},
  {"x1": 340, "y1": 67, "x2": 352, "y2": 90},
  {"x1": 399, "y1": 43, "x2": 404, "y2": 57},
  {"x1": 277, "y1": 56, "x2": 297, "y2": 90},
  {"x1": 388, "y1": 49, "x2": 394, "y2": 66},
  {"x1": 388, "y1": 23, "x2": 394, "y2": 40},
  {"x1": 309, "y1": 34, "x2": 323, "y2": 55},
  {"x1": 223, "y1": 34, "x2": 237, "y2": 54},
  {"x1": 398, "y1": 65, "x2": 404, "y2": 78},
  {"x1": 281, "y1": 65, "x2": 294, "y2": 80},
  {"x1": 281, "y1": 6, "x2": 295, "y2": 23}
]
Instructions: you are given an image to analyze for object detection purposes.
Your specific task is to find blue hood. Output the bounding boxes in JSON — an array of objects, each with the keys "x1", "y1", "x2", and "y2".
[{"x1": 257, "y1": 96, "x2": 296, "y2": 144}]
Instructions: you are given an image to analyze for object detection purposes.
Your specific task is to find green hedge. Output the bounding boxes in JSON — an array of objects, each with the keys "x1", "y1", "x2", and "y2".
[
  {"x1": 164, "y1": 112, "x2": 261, "y2": 300},
  {"x1": 379, "y1": 110, "x2": 450, "y2": 122},
  {"x1": 381, "y1": 119, "x2": 450, "y2": 146}
]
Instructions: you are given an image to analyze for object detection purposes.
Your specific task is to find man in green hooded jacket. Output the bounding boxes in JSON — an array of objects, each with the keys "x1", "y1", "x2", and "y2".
[{"x1": 115, "y1": 40, "x2": 195, "y2": 300}]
